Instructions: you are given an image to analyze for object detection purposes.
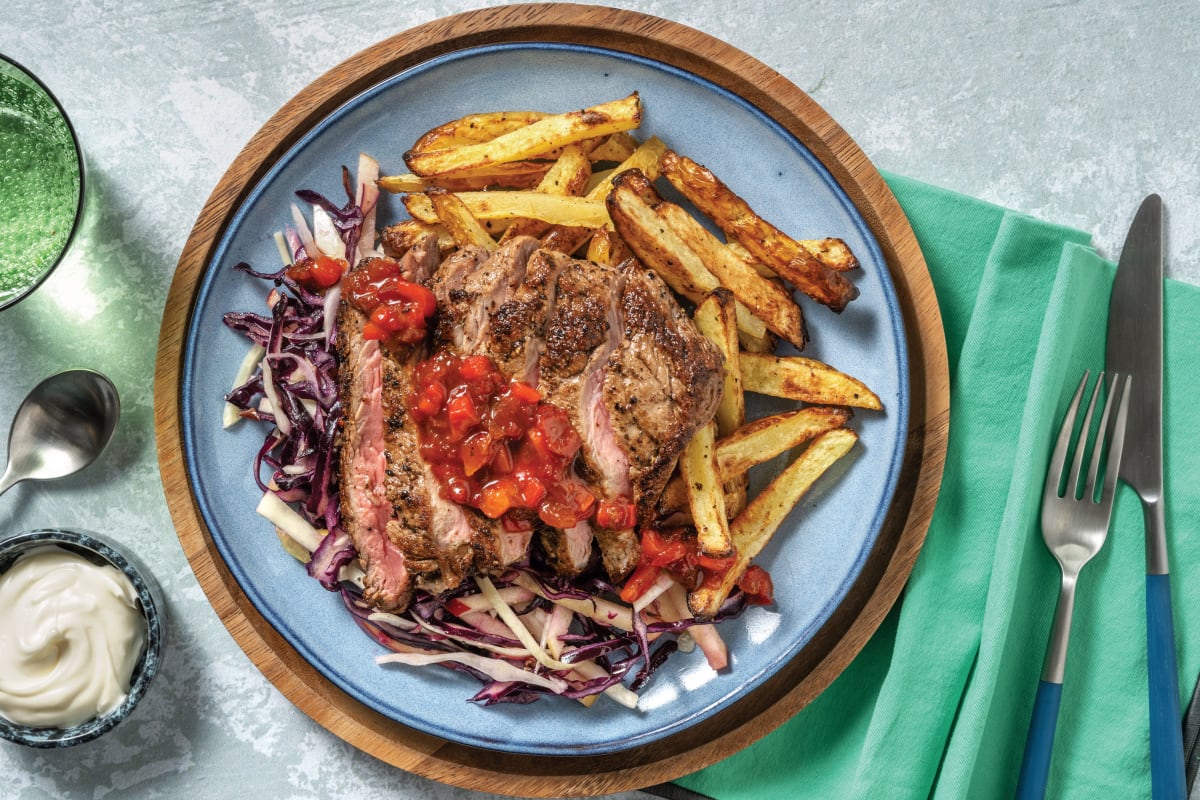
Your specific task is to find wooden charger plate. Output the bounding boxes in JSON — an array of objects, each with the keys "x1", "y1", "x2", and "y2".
[{"x1": 154, "y1": 3, "x2": 949, "y2": 795}]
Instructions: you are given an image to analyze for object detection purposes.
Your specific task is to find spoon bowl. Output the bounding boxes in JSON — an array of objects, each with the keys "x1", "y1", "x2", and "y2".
[{"x1": 0, "y1": 369, "x2": 120, "y2": 496}]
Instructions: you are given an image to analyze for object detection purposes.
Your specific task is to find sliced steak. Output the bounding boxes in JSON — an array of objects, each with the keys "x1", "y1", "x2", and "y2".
[
  {"x1": 533, "y1": 253, "x2": 632, "y2": 577},
  {"x1": 478, "y1": 248, "x2": 572, "y2": 384},
  {"x1": 335, "y1": 304, "x2": 412, "y2": 612},
  {"x1": 603, "y1": 263, "x2": 724, "y2": 519},
  {"x1": 431, "y1": 236, "x2": 540, "y2": 354}
]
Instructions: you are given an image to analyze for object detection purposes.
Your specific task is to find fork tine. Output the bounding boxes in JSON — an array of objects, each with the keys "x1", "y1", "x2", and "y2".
[
  {"x1": 1101, "y1": 373, "x2": 1133, "y2": 500},
  {"x1": 1048, "y1": 371, "x2": 1089, "y2": 496},
  {"x1": 1084, "y1": 372, "x2": 1116, "y2": 502},
  {"x1": 1068, "y1": 372, "x2": 1104, "y2": 500}
]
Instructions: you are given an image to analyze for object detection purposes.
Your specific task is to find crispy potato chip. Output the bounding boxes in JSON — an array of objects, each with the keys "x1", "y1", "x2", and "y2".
[
  {"x1": 680, "y1": 422, "x2": 733, "y2": 557},
  {"x1": 405, "y1": 94, "x2": 642, "y2": 177},
  {"x1": 740, "y1": 352, "x2": 881, "y2": 410},
  {"x1": 585, "y1": 226, "x2": 633, "y2": 265},
  {"x1": 800, "y1": 237, "x2": 859, "y2": 271},
  {"x1": 426, "y1": 188, "x2": 497, "y2": 251},
  {"x1": 737, "y1": 327, "x2": 779, "y2": 353},
  {"x1": 660, "y1": 150, "x2": 860, "y2": 312},
  {"x1": 688, "y1": 427, "x2": 858, "y2": 619}
]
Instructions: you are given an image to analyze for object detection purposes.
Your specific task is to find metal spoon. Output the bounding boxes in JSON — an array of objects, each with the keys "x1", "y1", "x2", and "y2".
[{"x1": 0, "y1": 369, "x2": 120, "y2": 497}]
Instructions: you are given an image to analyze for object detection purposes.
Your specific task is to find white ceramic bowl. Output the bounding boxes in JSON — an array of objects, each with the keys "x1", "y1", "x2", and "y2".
[{"x1": 0, "y1": 528, "x2": 165, "y2": 747}]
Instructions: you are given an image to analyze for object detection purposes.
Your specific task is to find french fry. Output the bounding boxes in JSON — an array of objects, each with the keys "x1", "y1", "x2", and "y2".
[
  {"x1": 688, "y1": 427, "x2": 858, "y2": 619},
  {"x1": 410, "y1": 110, "x2": 548, "y2": 152},
  {"x1": 540, "y1": 136, "x2": 668, "y2": 256},
  {"x1": 426, "y1": 188, "x2": 497, "y2": 251},
  {"x1": 585, "y1": 226, "x2": 633, "y2": 265},
  {"x1": 378, "y1": 162, "x2": 551, "y2": 193},
  {"x1": 380, "y1": 219, "x2": 456, "y2": 259},
  {"x1": 653, "y1": 192, "x2": 808, "y2": 350},
  {"x1": 405, "y1": 190, "x2": 610, "y2": 228},
  {"x1": 587, "y1": 131, "x2": 640, "y2": 163},
  {"x1": 738, "y1": 327, "x2": 778, "y2": 354},
  {"x1": 499, "y1": 145, "x2": 592, "y2": 244},
  {"x1": 740, "y1": 352, "x2": 882, "y2": 410},
  {"x1": 404, "y1": 94, "x2": 642, "y2": 177},
  {"x1": 659, "y1": 150, "x2": 860, "y2": 312},
  {"x1": 606, "y1": 169, "x2": 768, "y2": 340},
  {"x1": 656, "y1": 406, "x2": 851, "y2": 519},
  {"x1": 715, "y1": 406, "x2": 853, "y2": 477},
  {"x1": 800, "y1": 237, "x2": 859, "y2": 271},
  {"x1": 693, "y1": 289, "x2": 743, "y2": 437},
  {"x1": 679, "y1": 422, "x2": 733, "y2": 557}
]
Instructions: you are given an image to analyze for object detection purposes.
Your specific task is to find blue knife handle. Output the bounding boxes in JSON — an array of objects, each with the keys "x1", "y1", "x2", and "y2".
[
  {"x1": 1016, "y1": 680, "x2": 1063, "y2": 800},
  {"x1": 1147, "y1": 573, "x2": 1186, "y2": 799}
]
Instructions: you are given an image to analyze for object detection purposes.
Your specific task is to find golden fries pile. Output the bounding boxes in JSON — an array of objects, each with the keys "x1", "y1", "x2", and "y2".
[{"x1": 378, "y1": 93, "x2": 881, "y2": 621}]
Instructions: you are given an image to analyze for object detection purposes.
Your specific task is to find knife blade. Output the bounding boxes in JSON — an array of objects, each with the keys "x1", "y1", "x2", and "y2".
[{"x1": 1105, "y1": 193, "x2": 1185, "y2": 799}]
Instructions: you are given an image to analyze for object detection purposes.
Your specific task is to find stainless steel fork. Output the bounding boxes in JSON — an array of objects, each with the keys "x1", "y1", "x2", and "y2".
[{"x1": 1015, "y1": 370, "x2": 1133, "y2": 799}]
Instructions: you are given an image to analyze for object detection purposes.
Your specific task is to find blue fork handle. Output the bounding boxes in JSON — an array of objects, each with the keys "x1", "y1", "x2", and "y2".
[
  {"x1": 1147, "y1": 573, "x2": 1186, "y2": 799},
  {"x1": 1016, "y1": 680, "x2": 1063, "y2": 799}
]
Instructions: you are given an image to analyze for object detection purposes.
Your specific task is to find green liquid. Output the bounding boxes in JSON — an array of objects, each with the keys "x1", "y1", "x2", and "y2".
[{"x1": 0, "y1": 62, "x2": 81, "y2": 306}]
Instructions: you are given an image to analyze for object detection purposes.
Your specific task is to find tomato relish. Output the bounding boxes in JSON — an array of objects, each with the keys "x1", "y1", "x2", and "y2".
[
  {"x1": 287, "y1": 253, "x2": 347, "y2": 292},
  {"x1": 342, "y1": 256, "x2": 437, "y2": 345},
  {"x1": 619, "y1": 526, "x2": 774, "y2": 607},
  {"x1": 408, "y1": 351, "x2": 602, "y2": 531}
]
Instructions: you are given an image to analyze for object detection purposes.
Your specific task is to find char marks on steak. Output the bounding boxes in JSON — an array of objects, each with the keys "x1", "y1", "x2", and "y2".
[{"x1": 337, "y1": 235, "x2": 723, "y2": 609}]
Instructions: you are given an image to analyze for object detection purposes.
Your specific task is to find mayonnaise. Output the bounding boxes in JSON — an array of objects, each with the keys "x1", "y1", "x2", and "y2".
[{"x1": 0, "y1": 545, "x2": 146, "y2": 728}]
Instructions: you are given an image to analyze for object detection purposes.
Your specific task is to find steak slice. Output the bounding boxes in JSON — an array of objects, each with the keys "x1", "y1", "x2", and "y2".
[
  {"x1": 603, "y1": 263, "x2": 724, "y2": 519},
  {"x1": 478, "y1": 248, "x2": 572, "y2": 384},
  {"x1": 432, "y1": 236, "x2": 540, "y2": 355},
  {"x1": 335, "y1": 304, "x2": 412, "y2": 612},
  {"x1": 534, "y1": 252, "x2": 633, "y2": 578},
  {"x1": 337, "y1": 236, "x2": 530, "y2": 609}
]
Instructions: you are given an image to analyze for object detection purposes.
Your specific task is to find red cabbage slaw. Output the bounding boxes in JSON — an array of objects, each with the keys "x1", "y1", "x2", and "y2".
[{"x1": 221, "y1": 159, "x2": 748, "y2": 707}]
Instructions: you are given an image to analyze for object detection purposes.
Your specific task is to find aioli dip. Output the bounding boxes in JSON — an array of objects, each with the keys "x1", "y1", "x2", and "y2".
[{"x1": 0, "y1": 545, "x2": 145, "y2": 728}]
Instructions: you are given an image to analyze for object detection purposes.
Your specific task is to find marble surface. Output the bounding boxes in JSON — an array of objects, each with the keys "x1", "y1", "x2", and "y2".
[{"x1": 0, "y1": 1, "x2": 1195, "y2": 798}]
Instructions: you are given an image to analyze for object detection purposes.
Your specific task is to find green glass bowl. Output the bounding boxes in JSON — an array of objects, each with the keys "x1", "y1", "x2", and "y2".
[{"x1": 0, "y1": 54, "x2": 85, "y2": 311}]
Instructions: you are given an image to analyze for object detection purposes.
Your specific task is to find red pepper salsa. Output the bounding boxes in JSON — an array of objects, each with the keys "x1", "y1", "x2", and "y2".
[
  {"x1": 341, "y1": 256, "x2": 437, "y2": 346},
  {"x1": 408, "y1": 351, "x2": 598, "y2": 530},
  {"x1": 619, "y1": 526, "x2": 774, "y2": 607}
]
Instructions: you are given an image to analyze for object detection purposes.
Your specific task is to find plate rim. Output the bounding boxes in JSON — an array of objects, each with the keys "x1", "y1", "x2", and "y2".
[{"x1": 153, "y1": 3, "x2": 949, "y2": 795}]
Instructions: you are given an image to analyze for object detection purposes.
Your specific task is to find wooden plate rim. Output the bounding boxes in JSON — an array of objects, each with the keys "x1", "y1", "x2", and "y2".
[{"x1": 152, "y1": 3, "x2": 950, "y2": 795}]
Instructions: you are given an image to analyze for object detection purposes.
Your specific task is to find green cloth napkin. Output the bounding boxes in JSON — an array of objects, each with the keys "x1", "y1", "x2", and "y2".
[{"x1": 676, "y1": 174, "x2": 1200, "y2": 799}]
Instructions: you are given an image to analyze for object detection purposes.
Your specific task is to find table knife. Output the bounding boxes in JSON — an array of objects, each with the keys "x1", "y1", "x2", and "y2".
[{"x1": 1105, "y1": 193, "x2": 1185, "y2": 799}]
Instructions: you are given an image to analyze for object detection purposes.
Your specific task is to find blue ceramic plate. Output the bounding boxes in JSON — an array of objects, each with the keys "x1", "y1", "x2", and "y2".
[{"x1": 181, "y1": 43, "x2": 908, "y2": 756}]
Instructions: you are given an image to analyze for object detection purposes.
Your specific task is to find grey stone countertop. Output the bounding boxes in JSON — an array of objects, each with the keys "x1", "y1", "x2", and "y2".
[{"x1": 1, "y1": 1, "x2": 1196, "y2": 798}]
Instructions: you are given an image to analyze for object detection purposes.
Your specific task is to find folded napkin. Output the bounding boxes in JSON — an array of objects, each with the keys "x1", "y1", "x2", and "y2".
[{"x1": 676, "y1": 174, "x2": 1200, "y2": 799}]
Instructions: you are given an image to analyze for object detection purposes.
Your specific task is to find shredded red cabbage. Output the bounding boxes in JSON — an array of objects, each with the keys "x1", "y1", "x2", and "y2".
[{"x1": 222, "y1": 187, "x2": 355, "y2": 589}]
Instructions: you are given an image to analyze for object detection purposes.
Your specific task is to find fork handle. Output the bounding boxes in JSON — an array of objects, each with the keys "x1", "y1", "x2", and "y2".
[
  {"x1": 1016, "y1": 680, "x2": 1063, "y2": 799},
  {"x1": 1147, "y1": 573, "x2": 1186, "y2": 799}
]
